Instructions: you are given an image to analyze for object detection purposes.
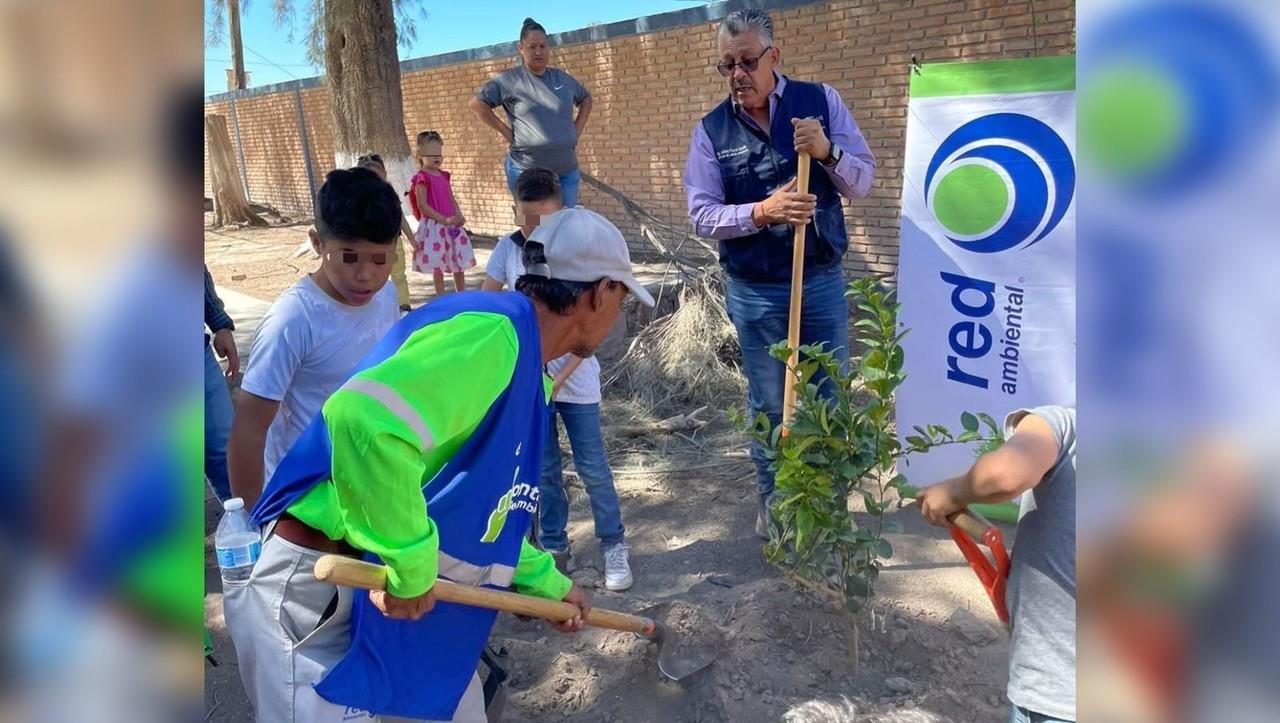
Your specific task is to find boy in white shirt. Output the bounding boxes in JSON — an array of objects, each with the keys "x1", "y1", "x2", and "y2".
[
  {"x1": 482, "y1": 168, "x2": 633, "y2": 591},
  {"x1": 228, "y1": 167, "x2": 400, "y2": 507}
]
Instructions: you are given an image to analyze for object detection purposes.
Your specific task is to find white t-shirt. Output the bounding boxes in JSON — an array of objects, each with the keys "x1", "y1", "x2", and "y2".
[
  {"x1": 486, "y1": 232, "x2": 602, "y2": 405},
  {"x1": 241, "y1": 275, "x2": 398, "y2": 485}
]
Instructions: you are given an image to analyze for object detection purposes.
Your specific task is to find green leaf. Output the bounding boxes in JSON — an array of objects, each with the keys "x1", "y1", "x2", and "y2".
[
  {"x1": 961, "y1": 412, "x2": 979, "y2": 433},
  {"x1": 844, "y1": 573, "x2": 871, "y2": 599},
  {"x1": 798, "y1": 361, "x2": 822, "y2": 387},
  {"x1": 872, "y1": 538, "x2": 893, "y2": 558},
  {"x1": 977, "y1": 412, "x2": 999, "y2": 433},
  {"x1": 866, "y1": 379, "x2": 892, "y2": 399},
  {"x1": 774, "y1": 492, "x2": 806, "y2": 511},
  {"x1": 864, "y1": 566, "x2": 880, "y2": 587},
  {"x1": 862, "y1": 492, "x2": 882, "y2": 516},
  {"x1": 769, "y1": 342, "x2": 793, "y2": 363},
  {"x1": 888, "y1": 345, "x2": 904, "y2": 373},
  {"x1": 796, "y1": 508, "x2": 815, "y2": 547},
  {"x1": 863, "y1": 348, "x2": 886, "y2": 372},
  {"x1": 861, "y1": 365, "x2": 889, "y2": 383},
  {"x1": 878, "y1": 448, "x2": 894, "y2": 470},
  {"x1": 957, "y1": 430, "x2": 982, "y2": 443},
  {"x1": 790, "y1": 435, "x2": 821, "y2": 456}
]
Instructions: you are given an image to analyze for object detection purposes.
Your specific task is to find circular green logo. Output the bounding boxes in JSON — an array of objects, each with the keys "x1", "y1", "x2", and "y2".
[
  {"x1": 931, "y1": 164, "x2": 1009, "y2": 237},
  {"x1": 1078, "y1": 65, "x2": 1187, "y2": 182}
]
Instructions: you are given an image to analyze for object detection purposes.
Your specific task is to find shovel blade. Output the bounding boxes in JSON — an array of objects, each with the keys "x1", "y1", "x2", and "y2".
[{"x1": 640, "y1": 601, "x2": 726, "y2": 681}]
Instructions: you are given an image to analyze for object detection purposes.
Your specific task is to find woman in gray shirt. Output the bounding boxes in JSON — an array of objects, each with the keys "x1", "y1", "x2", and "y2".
[{"x1": 469, "y1": 17, "x2": 593, "y2": 207}]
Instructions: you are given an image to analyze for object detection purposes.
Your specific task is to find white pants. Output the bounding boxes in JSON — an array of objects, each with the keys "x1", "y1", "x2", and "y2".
[{"x1": 223, "y1": 534, "x2": 486, "y2": 722}]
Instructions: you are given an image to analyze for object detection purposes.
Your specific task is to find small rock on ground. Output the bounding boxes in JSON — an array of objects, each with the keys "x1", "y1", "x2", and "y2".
[{"x1": 884, "y1": 676, "x2": 915, "y2": 695}]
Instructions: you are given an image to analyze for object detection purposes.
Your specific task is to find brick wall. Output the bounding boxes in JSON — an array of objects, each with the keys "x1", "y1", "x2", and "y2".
[{"x1": 205, "y1": 0, "x2": 1075, "y2": 276}]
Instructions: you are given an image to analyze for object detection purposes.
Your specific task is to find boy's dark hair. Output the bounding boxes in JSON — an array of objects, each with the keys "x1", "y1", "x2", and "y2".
[
  {"x1": 513, "y1": 240, "x2": 598, "y2": 314},
  {"x1": 314, "y1": 167, "x2": 402, "y2": 245},
  {"x1": 520, "y1": 17, "x2": 547, "y2": 41},
  {"x1": 417, "y1": 130, "x2": 443, "y2": 145},
  {"x1": 515, "y1": 168, "x2": 561, "y2": 204}
]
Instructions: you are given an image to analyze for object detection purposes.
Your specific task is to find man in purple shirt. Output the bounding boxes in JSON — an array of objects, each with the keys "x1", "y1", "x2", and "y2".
[{"x1": 684, "y1": 8, "x2": 876, "y2": 538}]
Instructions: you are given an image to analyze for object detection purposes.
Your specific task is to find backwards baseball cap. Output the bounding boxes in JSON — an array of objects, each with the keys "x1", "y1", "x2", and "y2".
[{"x1": 525, "y1": 208, "x2": 655, "y2": 307}]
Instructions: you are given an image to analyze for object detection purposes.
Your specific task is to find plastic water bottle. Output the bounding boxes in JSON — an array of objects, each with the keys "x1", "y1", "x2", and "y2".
[{"x1": 215, "y1": 498, "x2": 261, "y2": 583}]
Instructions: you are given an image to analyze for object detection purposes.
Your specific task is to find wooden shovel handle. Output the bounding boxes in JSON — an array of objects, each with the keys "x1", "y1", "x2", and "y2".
[
  {"x1": 948, "y1": 508, "x2": 994, "y2": 542},
  {"x1": 314, "y1": 555, "x2": 656, "y2": 636},
  {"x1": 781, "y1": 151, "x2": 812, "y2": 435}
]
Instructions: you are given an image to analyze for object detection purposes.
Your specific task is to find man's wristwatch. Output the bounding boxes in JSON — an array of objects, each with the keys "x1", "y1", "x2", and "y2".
[{"x1": 820, "y1": 144, "x2": 843, "y2": 168}]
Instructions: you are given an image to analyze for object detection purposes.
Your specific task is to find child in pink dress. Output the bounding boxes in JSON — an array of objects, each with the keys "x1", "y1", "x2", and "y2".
[{"x1": 409, "y1": 130, "x2": 475, "y2": 295}]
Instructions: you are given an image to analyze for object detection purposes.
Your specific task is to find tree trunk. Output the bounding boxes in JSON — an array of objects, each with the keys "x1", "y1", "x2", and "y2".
[
  {"x1": 228, "y1": 0, "x2": 247, "y2": 90},
  {"x1": 323, "y1": 0, "x2": 417, "y2": 229},
  {"x1": 205, "y1": 114, "x2": 266, "y2": 227}
]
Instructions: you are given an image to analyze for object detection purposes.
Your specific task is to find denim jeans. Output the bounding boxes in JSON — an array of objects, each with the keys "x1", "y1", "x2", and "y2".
[
  {"x1": 204, "y1": 344, "x2": 235, "y2": 501},
  {"x1": 724, "y1": 268, "x2": 850, "y2": 500},
  {"x1": 538, "y1": 402, "x2": 624, "y2": 550},
  {"x1": 1009, "y1": 706, "x2": 1073, "y2": 723},
  {"x1": 504, "y1": 155, "x2": 581, "y2": 208}
]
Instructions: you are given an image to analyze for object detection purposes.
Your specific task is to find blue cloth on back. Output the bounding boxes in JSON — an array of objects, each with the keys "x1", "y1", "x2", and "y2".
[{"x1": 252, "y1": 291, "x2": 547, "y2": 719}]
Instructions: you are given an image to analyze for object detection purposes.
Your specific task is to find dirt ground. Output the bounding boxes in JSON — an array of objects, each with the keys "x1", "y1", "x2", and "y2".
[{"x1": 204, "y1": 217, "x2": 1012, "y2": 723}]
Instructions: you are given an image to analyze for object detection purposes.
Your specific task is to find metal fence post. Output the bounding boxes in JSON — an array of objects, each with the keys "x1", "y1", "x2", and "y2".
[
  {"x1": 294, "y1": 86, "x2": 319, "y2": 218},
  {"x1": 228, "y1": 92, "x2": 251, "y2": 202}
]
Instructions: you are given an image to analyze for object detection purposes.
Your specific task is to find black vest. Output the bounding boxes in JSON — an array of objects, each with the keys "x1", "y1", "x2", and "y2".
[{"x1": 701, "y1": 77, "x2": 848, "y2": 282}]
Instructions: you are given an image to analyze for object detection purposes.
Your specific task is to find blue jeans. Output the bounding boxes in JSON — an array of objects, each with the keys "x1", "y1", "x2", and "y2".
[
  {"x1": 538, "y1": 402, "x2": 624, "y2": 550},
  {"x1": 724, "y1": 268, "x2": 850, "y2": 500},
  {"x1": 204, "y1": 344, "x2": 234, "y2": 501},
  {"x1": 1009, "y1": 706, "x2": 1072, "y2": 723},
  {"x1": 504, "y1": 155, "x2": 580, "y2": 208}
]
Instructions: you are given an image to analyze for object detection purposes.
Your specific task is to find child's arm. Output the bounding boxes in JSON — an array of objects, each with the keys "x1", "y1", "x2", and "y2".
[
  {"x1": 482, "y1": 238, "x2": 510, "y2": 291},
  {"x1": 228, "y1": 392, "x2": 281, "y2": 508},
  {"x1": 414, "y1": 183, "x2": 450, "y2": 224},
  {"x1": 400, "y1": 216, "x2": 415, "y2": 244},
  {"x1": 916, "y1": 412, "x2": 1061, "y2": 527},
  {"x1": 232, "y1": 301, "x2": 306, "y2": 507}
]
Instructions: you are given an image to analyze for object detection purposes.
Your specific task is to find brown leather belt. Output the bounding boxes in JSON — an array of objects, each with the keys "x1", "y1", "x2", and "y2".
[{"x1": 272, "y1": 514, "x2": 359, "y2": 556}]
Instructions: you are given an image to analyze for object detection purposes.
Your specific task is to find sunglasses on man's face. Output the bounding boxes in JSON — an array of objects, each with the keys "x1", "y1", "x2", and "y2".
[
  {"x1": 325, "y1": 250, "x2": 390, "y2": 266},
  {"x1": 716, "y1": 46, "x2": 773, "y2": 77}
]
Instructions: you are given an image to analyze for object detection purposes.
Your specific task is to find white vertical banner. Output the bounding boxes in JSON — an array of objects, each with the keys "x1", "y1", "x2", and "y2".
[{"x1": 896, "y1": 57, "x2": 1076, "y2": 484}]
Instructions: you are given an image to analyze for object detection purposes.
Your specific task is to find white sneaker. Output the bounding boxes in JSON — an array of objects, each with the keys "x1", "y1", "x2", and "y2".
[{"x1": 602, "y1": 543, "x2": 634, "y2": 591}]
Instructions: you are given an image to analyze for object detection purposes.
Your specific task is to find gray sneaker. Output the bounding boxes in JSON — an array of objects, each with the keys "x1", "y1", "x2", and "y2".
[{"x1": 602, "y1": 543, "x2": 633, "y2": 591}]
